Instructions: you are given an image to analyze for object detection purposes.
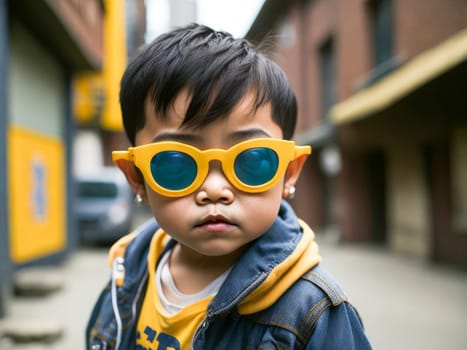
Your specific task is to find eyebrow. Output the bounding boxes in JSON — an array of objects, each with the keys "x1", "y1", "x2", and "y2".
[
  {"x1": 227, "y1": 128, "x2": 272, "y2": 143},
  {"x1": 152, "y1": 132, "x2": 202, "y2": 143},
  {"x1": 151, "y1": 128, "x2": 272, "y2": 145}
]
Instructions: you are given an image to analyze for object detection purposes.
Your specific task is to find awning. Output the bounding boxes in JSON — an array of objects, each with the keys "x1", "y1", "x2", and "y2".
[{"x1": 330, "y1": 27, "x2": 467, "y2": 125}]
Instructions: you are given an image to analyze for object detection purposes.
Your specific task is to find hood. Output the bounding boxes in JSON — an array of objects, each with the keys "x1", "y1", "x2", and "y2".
[{"x1": 236, "y1": 219, "x2": 320, "y2": 314}]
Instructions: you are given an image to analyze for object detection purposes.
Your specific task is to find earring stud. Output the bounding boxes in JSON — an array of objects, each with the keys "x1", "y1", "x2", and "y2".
[
  {"x1": 134, "y1": 193, "x2": 143, "y2": 204},
  {"x1": 288, "y1": 186, "x2": 296, "y2": 199}
]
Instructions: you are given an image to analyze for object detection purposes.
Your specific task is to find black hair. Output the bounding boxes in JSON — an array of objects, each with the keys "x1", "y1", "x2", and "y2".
[{"x1": 120, "y1": 23, "x2": 297, "y2": 145}]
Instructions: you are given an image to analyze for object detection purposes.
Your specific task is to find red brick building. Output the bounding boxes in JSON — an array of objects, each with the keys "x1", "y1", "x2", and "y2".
[{"x1": 248, "y1": 0, "x2": 467, "y2": 267}]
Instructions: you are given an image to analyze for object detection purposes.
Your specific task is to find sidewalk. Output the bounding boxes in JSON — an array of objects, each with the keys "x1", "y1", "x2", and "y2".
[
  {"x1": 0, "y1": 248, "x2": 109, "y2": 350},
  {"x1": 317, "y1": 236, "x2": 467, "y2": 350},
  {"x1": 1, "y1": 233, "x2": 466, "y2": 349}
]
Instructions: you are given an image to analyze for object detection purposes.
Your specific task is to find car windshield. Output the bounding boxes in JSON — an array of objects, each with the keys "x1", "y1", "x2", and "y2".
[{"x1": 79, "y1": 181, "x2": 118, "y2": 199}]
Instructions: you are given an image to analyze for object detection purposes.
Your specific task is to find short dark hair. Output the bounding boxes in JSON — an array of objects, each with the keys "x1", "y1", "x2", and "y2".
[{"x1": 120, "y1": 23, "x2": 297, "y2": 145}]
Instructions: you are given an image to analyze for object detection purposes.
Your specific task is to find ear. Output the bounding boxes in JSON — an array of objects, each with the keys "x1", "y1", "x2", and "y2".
[
  {"x1": 114, "y1": 159, "x2": 148, "y2": 203},
  {"x1": 283, "y1": 155, "x2": 308, "y2": 199}
]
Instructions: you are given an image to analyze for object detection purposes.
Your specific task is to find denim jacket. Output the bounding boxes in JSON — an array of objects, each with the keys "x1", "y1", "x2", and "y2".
[{"x1": 86, "y1": 201, "x2": 372, "y2": 349}]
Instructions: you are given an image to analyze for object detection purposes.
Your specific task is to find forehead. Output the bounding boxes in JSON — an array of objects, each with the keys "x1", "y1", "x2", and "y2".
[{"x1": 136, "y1": 90, "x2": 282, "y2": 146}]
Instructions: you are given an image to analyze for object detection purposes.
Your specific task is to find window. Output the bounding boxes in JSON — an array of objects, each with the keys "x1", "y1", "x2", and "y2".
[
  {"x1": 360, "y1": 0, "x2": 399, "y2": 87},
  {"x1": 319, "y1": 38, "x2": 335, "y2": 121},
  {"x1": 369, "y1": 0, "x2": 393, "y2": 66}
]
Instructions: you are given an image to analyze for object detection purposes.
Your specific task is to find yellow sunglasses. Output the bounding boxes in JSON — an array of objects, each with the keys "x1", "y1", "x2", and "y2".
[{"x1": 112, "y1": 138, "x2": 311, "y2": 197}]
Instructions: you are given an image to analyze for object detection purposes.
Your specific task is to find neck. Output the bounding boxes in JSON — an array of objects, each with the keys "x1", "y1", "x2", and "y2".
[{"x1": 167, "y1": 243, "x2": 245, "y2": 294}]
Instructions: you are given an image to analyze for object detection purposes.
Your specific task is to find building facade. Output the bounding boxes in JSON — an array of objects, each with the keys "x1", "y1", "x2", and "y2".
[
  {"x1": 247, "y1": 0, "x2": 467, "y2": 267},
  {"x1": 0, "y1": 0, "x2": 105, "y2": 318}
]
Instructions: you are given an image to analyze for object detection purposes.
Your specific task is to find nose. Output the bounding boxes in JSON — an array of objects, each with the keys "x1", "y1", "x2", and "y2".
[{"x1": 195, "y1": 161, "x2": 234, "y2": 205}]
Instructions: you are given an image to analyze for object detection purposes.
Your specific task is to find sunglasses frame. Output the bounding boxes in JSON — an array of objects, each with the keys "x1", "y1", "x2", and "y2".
[{"x1": 112, "y1": 138, "x2": 311, "y2": 197}]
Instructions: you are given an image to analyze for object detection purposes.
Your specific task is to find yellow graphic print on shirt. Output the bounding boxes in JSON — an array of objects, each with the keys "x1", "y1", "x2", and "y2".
[{"x1": 136, "y1": 231, "x2": 213, "y2": 350}]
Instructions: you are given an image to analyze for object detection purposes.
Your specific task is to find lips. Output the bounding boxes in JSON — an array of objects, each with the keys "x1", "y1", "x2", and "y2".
[{"x1": 195, "y1": 214, "x2": 236, "y2": 232}]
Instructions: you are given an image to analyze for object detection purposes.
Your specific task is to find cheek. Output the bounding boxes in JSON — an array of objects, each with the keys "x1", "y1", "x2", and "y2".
[
  {"x1": 146, "y1": 190, "x2": 190, "y2": 233},
  {"x1": 240, "y1": 184, "x2": 284, "y2": 233}
]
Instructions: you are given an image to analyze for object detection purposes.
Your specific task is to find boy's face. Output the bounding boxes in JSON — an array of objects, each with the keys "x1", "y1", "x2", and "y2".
[{"x1": 120, "y1": 91, "x2": 305, "y2": 259}]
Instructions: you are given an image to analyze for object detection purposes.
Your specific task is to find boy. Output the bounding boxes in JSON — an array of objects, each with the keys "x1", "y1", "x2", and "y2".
[{"x1": 86, "y1": 23, "x2": 372, "y2": 349}]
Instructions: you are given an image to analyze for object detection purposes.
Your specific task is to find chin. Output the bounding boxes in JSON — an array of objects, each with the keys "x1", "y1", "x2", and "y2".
[{"x1": 195, "y1": 242, "x2": 249, "y2": 258}]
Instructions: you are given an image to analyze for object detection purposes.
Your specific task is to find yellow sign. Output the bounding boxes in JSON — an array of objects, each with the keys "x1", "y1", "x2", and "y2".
[
  {"x1": 101, "y1": 0, "x2": 126, "y2": 131},
  {"x1": 8, "y1": 126, "x2": 66, "y2": 263},
  {"x1": 73, "y1": 71, "x2": 104, "y2": 124}
]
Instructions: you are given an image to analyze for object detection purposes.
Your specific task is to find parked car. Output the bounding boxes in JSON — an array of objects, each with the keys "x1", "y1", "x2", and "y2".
[{"x1": 76, "y1": 167, "x2": 135, "y2": 245}]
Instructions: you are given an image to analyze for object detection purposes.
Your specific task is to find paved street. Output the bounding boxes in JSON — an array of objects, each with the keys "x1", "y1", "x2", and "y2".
[
  {"x1": 1, "y1": 230, "x2": 466, "y2": 349},
  {"x1": 318, "y1": 237, "x2": 467, "y2": 349},
  {"x1": 0, "y1": 247, "x2": 109, "y2": 350}
]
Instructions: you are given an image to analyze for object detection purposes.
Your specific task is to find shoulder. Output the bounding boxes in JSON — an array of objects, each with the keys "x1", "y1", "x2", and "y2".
[
  {"x1": 288, "y1": 265, "x2": 371, "y2": 348},
  {"x1": 279, "y1": 264, "x2": 348, "y2": 306},
  {"x1": 248, "y1": 264, "x2": 362, "y2": 343},
  {"x1": 300, "y1": 264, "x2": 348, "y2": 307},
  {"x1": 257, "y1": 264, "x2": 348, "y2": 319},
  {"x1": 86, "y1": 218, "x2": 161, "y2": 348}
]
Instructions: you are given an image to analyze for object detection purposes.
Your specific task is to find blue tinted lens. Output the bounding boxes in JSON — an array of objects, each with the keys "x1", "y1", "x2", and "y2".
[
  {"x1": 151, "y1": 151, "x2": 197, "y2": 190},
  {"x1": 234, "y1": 148, "x2": 279, "y2": 186}
]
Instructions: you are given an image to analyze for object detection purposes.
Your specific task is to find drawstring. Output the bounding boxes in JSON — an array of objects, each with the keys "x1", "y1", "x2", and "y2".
[{"x1": 111, "y1": 257, "x2": 125, "y2": 350}]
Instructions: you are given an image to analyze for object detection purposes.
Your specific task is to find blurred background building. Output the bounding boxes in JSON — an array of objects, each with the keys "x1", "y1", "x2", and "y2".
[
  {"x1": 0, "y1": 0, "x2": 146, "y2": 318},
  {"x1": 247, "y1": 0, "x2": 467, "y2": 268}
]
